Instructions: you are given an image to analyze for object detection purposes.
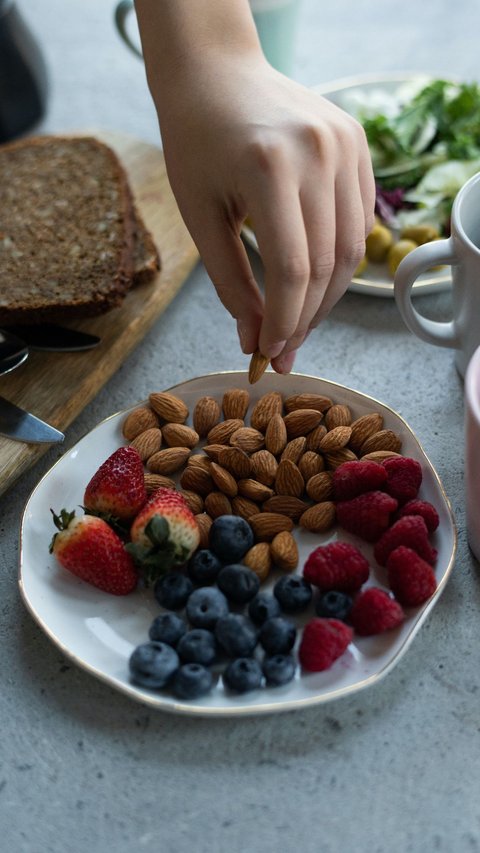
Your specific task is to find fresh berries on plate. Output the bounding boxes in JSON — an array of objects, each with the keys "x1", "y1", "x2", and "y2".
[
  {"x1": 332, "y1": 459, "x2": 387, "y2": 501},
  {"x1": 303, "y1": 541, "x2": 370, "y2": 593},
  {"x1": 129, "y1": 641, "x2": 179, "y2": 688},
  {"x1": 298, "y1": 618, "x2": 353, "y2": 672},
  {"x1": 273, "y1": 575, "x2": 312, "y2": 613},
  {"x1": 374, "y1": 515, "x2": 437, "y2": 567},
  {"x1": 154, "y1": 571, "x2": 193, "y2": 610},
  {"x1": 259, "y1": 616, "x2": 297, "y2": 655},
  {"x1": 217, "y1": 564, "x2": 260, "y2": 604},
  {"x1": 223, "y1": 657, "x2": 263, "y2": 693},
  {"x1": 188, "y1": 549, "x2": 223, "y2": 584},
  {"x1": 128, "y1": 487, "x2": 200, "y2": 582},
  {"x1": 209, "y1": 515, "x2": 254, "y2": 563},
  {"x1": 149, "y1": 612, "x2": 188, "y2": 646},
  {"x1": 336, "y1": 490, "x2": 398, "y2": 542},
  {"x1": 215, "y1": 613, "x2": 258, "y2": 658},
  {"x1": 387, "y1": 546, "x2": 437, "y2": 606},
  {"x1": 396, "y1": 499, "x2": 440, "y2": 533},
  {"x1": 382, "y1": 456, "x2": 422, "y2": 504},
  {"x1": 262, "y1": 654, "x2": 297, "y2": 687},
  {"x1": 349, "y1": 588, "x2": 405, "y2": 636},
  {"x1": 315, "y1": 590, "x2": 353, "y2": 622},
  {"x1": 248, "y1": 592, "x2": 281, "y2": 626},
  {"x1": 176, "y1": 628, "x2": 217, "y2": 666},
  {"x1": 172, "y1": 663, "x2": 213, "y2": 700},
  {"x1": 83, "y1": 446, "x2": 147, "y2": 524},
  {"x1": 50, "y1": 508, "x2": 137, "y2": 595},
  {"x1": 185, "y1": 586, "x2": 229, "y2": 630}
]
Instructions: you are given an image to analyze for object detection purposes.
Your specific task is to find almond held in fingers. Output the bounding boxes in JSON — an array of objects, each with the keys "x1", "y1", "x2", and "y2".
[
  {"x1": 248, "y1": 349, "x2": 270, "y2": 384},
  {"x1": 149, "y1": 392, "x2": 189, "y2": 424},
  {"x1": 193, "y1": 396, "x2": 221, "y2": 437}
]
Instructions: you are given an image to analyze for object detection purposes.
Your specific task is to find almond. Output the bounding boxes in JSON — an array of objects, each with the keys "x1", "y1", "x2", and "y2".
[
  {"x1": 231, "y1": 495, "x2": 260, "y2": 520},
  {"x1": 264, "y1": 412, "x2": 287, "y2": 455},
  {"x1": 305, "y1": 424, "x2": 328, "y2": 452},
  {"x1": 318, "y1": 425, "x2": 352, "y2": 452},
  {"x1": 274, "y1": 459, "x2": 304, "y2": 498},
  {"x1": 324, "y1": 404, "x2": 352, "y2": 430},
  {"x1": 359, "y1": 429, "x2": 402, "y2": 456},
  {"x1": 210, "y1": 462, "x2": 238, "y2": 498},
  {"x1": 178, "y1": 489, "x2": 204, "y2": 514},
  {"x1": 230, "y1": 426, "x2": 265, "y2": 453},
  {"x1": 248, "y1": 512, "x2": 294, "y2": 541},
  {"x1": 149, "y1": 392, "x2": 189, "y2": 424},
  {"x1": 283, "y1": 408, "x2": 323, "y2": 438},
  {"x1": 250, "y1": 391, "x2": 283, "y2": 431},
  {"x1": 284, "y1": 393, "x2": 332, "y2": 413},
  {"x1": 243, "y1": 542, "x2": 272, "y2": 582},
  {"x1": 237, "y1": 478, "x2": 275, "y2": 502},
  {"x1": 217, "y1": 446, "x2": 252, "y2": 479},
  {"x1": 193, "y1": 396, "x2": 221, "y2": 437},
  {"x1": 144, "y1": 472, "x2": 176, "y2": 494},
  {"x1": 130, "y1": 427, "x2": 163, "y2": 461},
  {"x1": 361, "y1": 450, "x2": 403, "y2": 462},
  {"x1": 270, "y1": 530, "x2": 298, "y2": 572},
  {"x1": 299, "y1": 501, "x2": 336, "y2": 533},
  {"x1": 202, "y1": 444, "x2": 229, "y2": 463},
  {"x1": 204, "y1": 491, "x2": 233, "y2": 518},
  {"x1": 305, "y1": 471, "x2": 333, "y2": 502},
  {"x1": 222, "y1": 388, "x2": 250, "y2": 420},
  {"x1": 349, "y1": 412, "x2": 384, "y2": 453},
  {"x1": 248, "y1": 349, "x2": 270, "y2": 384},
  {"x1": 122, "y1": 406, "x2": 159, "y2": 440},
  {"x1": 147, "y1": 446, "x2": 191, "y2": 474},
  {"x1": 162, "y1": 423, "x2": 199, "y2": 449},
  {"x1": 262, "y1": 495, "x2": 309, "y2": 522},
  {"x1": 325, "y1": 448, "x2": 358, "y2": 469},
  {"x1": 180, "y1": 465, "x2": 215, "y2": 496},
  {"x1": 207, "y1": 418, "x2": 244, "y2": 445},
  {"x1": 187, "y1": 454, "x2": 212, "y2": 472},
  {"x1": 280, "y1": 436, "x2": 307, "y2": 464},
  {"x1": 250, "y1": 449, "x2": 278, "y2": 485},
  {"x1": 195, "y1": 513, "x2": 213, "y2": 549},
  {"x1": 298, "y1": 450, "x2": 324, "y2": 480}
]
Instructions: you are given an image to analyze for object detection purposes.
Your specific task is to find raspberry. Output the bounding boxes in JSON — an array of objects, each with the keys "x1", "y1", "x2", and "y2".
[
  {"x1": 387, "y1": 546, "x2": 437, "y2": 606},
  {"x1": 336, "y1": 490, "x2": 398, "y2": 542},
  {"x1": 350, "y1": 587, "x2": 404, "y2": 636},
  {"x1": 332, "y1": 460, "x2": 387, "y2": 501},
  {"x1": 298, "y1": 618, "x2": 353, "y2": 672},
  {"x1": 396, "y1": 499, "x2": 439, "y2": 533},
  {"x1": 382, "y1": 456, "x2": 422, "y2": 505},
  {"x1": 374, "y1": 515, "x2": 437, "y2": 567},
  {"x1": 303, "y1": 541, "x2": 369, "y2": 593}
]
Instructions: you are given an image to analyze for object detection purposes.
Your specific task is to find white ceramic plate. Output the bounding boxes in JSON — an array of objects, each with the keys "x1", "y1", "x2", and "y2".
[
  {"x1": 242, "y1": 72, "x2": 452, "y2": 298},
  {"x1": 19, "y1": 371, "x2": 457, "y2": 716}
]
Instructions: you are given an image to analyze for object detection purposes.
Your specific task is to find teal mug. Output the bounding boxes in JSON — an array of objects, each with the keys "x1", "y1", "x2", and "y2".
[{"x1": 114, "y1": 0, "x2": 300, "y2": 76}]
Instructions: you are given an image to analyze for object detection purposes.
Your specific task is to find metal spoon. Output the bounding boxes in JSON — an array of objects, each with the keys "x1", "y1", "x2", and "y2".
[{"x1": 0, "y1": 329, "x2": 29, "y2": 376}]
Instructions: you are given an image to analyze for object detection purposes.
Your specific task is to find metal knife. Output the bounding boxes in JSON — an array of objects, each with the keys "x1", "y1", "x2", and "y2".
[
  {"x1": 0, "y1": 396, "x2": 65, "y2": 443},
  {"x1": 4, "y1": 324, "x2": 101, "y2": 352}
]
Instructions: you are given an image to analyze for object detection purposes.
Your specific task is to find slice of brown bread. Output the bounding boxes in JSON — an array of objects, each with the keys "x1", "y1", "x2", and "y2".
[
  {"x1": 131, "y1": 202, "x2": 161, "y2": 287},
  {"x1": 0, "y1": 135, "x2": 158, "y2": 324}
]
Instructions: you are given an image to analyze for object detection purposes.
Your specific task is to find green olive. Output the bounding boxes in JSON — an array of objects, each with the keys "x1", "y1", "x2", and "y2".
[
  {"x1": 400, "y1": 224, "x2": 440, "y2": 245},
  {"x1": 365, "y1": 223, "x2": 394, "y2": 262},
  {"x1": 387, "y1": 239, "x2": 418, "y2": 276}
]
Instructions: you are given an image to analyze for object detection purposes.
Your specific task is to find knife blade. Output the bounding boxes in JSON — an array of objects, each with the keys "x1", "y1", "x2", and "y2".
[
  {"x1": 4, "y1": 324, "x2": 101, "y2": 352},
  {"x1": 0, "y1": 396, "x2": 65, "y2": 443}
]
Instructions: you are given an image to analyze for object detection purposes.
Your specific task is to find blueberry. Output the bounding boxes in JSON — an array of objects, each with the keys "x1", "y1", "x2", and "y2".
[
  {"x1": 315, "y1": 590, "x2": 353, "y2": 622},
  {"x1": 217, "y1": 564, "x2": 260, "y2": 604},
  {"x1": 248, "y1": 592, "x2": 281, "y2": 626},
  {"x1": 177, "y1": 629, "x2": 217, "y2": 666},
  {"x1": 188, "y1": 549, "x2": 223, "y2": 584},
  {"x1": 223, "y1": 658, "x2": 263, "y2": 693},
  {"x1": 148, "y1": 612, "x2": 187, "y2": 646},
  {"x1": 262, "y1": 654, "x2": 296, "y2": 687},
  {"x1": 215, "y1": 613, "x2": 258, "y2": 658},
  {"x1": 259, "y1": 617, "x2": 297, "y2": 655},
  {"x1": 154, "y1": 571, "x2": 193, "y2": 610},
  {"x1": 209, "y1": 515, "x2": 254, "y2": 562},
  {"x1": 172, "y1": 663, "x2": 213, "y2": 700},
  {"x1": 274, "y1": 575, "x2": 312, "y2": 613},
  {"x1": 129, "y1": 641, "x2": 179, "y2": 688},
  {"x1": 186, "y1": 586, "x2": 229, "y2": 629}
]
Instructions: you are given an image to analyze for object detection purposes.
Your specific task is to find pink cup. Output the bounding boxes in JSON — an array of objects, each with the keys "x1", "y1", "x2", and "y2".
[{"x1": 465, "y1": 345, "x2": 480, "y2": 561}]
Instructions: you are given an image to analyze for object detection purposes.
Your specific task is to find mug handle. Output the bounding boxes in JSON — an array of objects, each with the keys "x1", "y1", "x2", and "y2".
[
  {"x1": 394, "y1": 237, "x2": 461, "y2": 349},
  {"x1": 114, "y1": 0, "x2": 143, "y2": 59}
]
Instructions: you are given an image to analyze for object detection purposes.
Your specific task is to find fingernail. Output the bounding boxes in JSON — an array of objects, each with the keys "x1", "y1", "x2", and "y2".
[
  {"x1": 274, "y1": 349, "x2": 297, "y2": 374},
  {"x1": 265, "y1": 340, "x2": 287, "y2": 360}
]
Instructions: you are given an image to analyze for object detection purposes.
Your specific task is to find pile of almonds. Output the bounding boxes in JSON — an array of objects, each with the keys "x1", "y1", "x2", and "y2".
[{"x1": 122, "y1": 387, "x2": 403, "y2": 580}]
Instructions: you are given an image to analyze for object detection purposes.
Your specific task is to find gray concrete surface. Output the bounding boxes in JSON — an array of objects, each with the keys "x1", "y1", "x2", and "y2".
[{"x1": 1, "y1": 1, "x2": 479, "y2": 851}]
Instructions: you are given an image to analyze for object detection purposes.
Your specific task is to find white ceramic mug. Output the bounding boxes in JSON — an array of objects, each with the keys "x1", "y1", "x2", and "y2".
[
  {"x1": 394, "y1": 170, "x2": 480, "y2": 377},
  {"x1": 114, "y1": 0, "x2": 300, "y2": 76},
  {"x1": 465, "y1": 345, "x2": 480, "y2": 562}
]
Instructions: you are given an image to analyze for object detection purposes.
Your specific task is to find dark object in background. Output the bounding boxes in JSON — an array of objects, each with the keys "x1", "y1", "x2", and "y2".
[{"x1": 0, "y1": 1, "x2": 48, "y2": 142}]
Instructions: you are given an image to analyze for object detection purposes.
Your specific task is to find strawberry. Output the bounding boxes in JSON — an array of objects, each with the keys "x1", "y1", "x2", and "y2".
[
  {"x1": 128, "y1": 487, "x2": 200, "y2": 583},
  {"x1": 83, "y1": 446, "x2": 147, "y2": 525},
  {"x1": 50, "y1": 509, "x2": 138, "y2": 595}
]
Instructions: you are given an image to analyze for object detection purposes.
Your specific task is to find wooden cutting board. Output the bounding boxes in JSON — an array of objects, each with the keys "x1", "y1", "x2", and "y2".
[{"x1": 0, "y1": 130, "x2": 199, "y2": 497}]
